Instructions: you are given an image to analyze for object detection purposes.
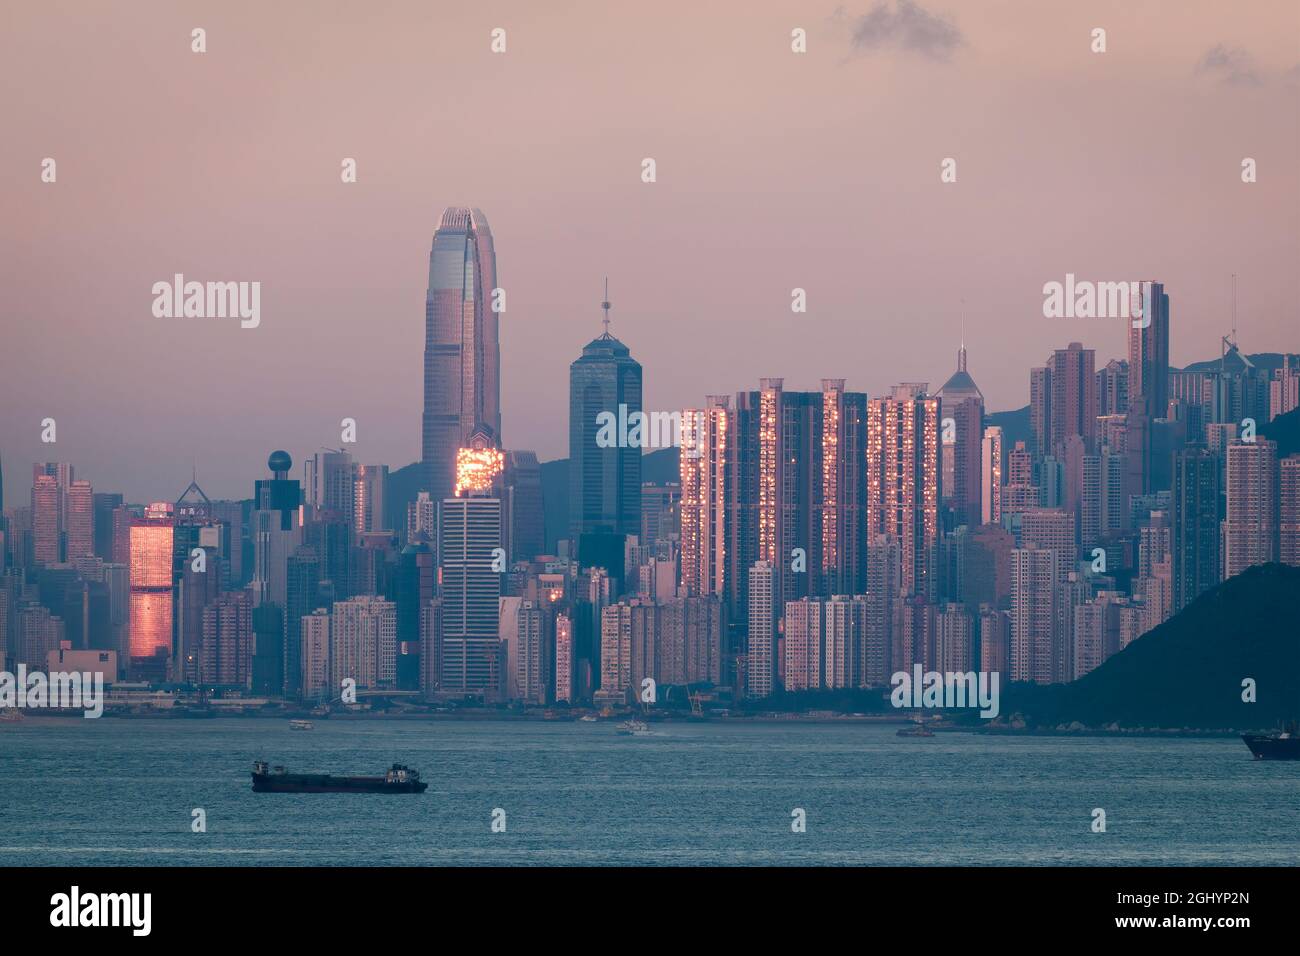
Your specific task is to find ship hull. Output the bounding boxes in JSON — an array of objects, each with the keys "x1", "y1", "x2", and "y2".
[
  {"x1": 252, "y1": 773, "x2": 428, "y2": 793},
  {"x1": 1241, "y1": 734, "x2": 1300, "y2": 760}
]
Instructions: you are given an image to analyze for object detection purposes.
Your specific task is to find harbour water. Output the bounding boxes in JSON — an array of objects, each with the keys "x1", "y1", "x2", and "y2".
[{"x1": 0, "y1": 718, "x2": 1294, "y2": 866}]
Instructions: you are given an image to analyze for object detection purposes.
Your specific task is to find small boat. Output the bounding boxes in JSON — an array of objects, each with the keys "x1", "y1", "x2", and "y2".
[
  {"x1": 289, "y1": 719, "x2": 314, "y2": 731},
  {"x1": 251, "y1": 760, "x2": 428, "y2": 793},
  {"x1": 1242, "y1": 722, "x2": 1300, "y2": 760},
  {"x1": 617, "y1": 718, "x2": 653, "y2": 737},
  {"x1": 0, "y1": 708, "x2": 24, "y2": 723},
  {"x1": 897, "y1": 721, "x2": 935, "y2": 738},
  {"x1": 578, "y1": 715, "x2": 598, "y2": 722}
]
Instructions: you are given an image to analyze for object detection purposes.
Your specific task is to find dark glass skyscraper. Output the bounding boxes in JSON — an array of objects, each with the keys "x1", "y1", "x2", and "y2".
[
  {"x1": 1171, "y1": 449, "x2": 1221, "y2": 612},
  {"x1": 1127, "y1": 280, "x2": 1169, "y2": 494},
  {"x1": 422, "y1": 207, "x2": 500, "y2": 501},
  {"x1": 568, "y1": 318, "x2": 642, "y2": 541}
]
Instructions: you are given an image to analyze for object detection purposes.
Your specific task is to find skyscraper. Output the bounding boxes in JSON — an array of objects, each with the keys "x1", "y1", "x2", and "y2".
[
  {"x1": 502, "y1": 451, "x2": 544, "y2": 562},
  {"x1": 65, "y1": 479, "x2": 94, "y2": 560},
  {"x1": 1281, "y1": 455, "x2": 1300, "y2": 567},
  {"x1": 1127, "y1": 280, "x2": 1170, "y2": 494},
  {"x1": 31, "y1": 472, "x2": 60, "y2": 565},
  {"x1": 680, "y1": 396, "x2": 728, "y2": 597},
  {"x1": 756, "y1": 380, "x2": 822, "y2": 609},
  {"x1": 1171, "y1": 449, "x2": 1221, "y2": 611},
  {"x1": 438, "y1": 493, "x2": 503, "y2": 695},
  {"x1": 331, "y1": 595, "x2": 398, "y2": 691},
  {"x1": 568, "y1": 298, "x2": 642, "y2": 540},
  {"x1": 353, "y1": 464, "x2": 388, "y2": 534},
  {"x1": 129, "y1": 502, "x2": 174, "y2": 681},
  {"x1": 746, "y1": 560, "x2": 774, "y2": 698},
  {"x1": 981, "y1": 425, "x2": 1003, "y2": 525},
  {"x1": 938, "y1": 344, "x2": 984, "y2": 527},
  {"x1": 422, "y1": 207, "x2": 500, "y2": 502},
  {"x1": 820, "y1": 380, "x2": 868, "y2": 595},
  {"x1": 866, "y1": 384, "x2": 941, "y2": 598},
  {"x1": 1224, "y1": 438, "x2": 1279, "y2": 578},
  {"x1": 1010, "y1": 546, "x2": 1058, "y2": 685},
  {"x1": 1048, "y1": 342, "x2": 1097, "y2": 454}
]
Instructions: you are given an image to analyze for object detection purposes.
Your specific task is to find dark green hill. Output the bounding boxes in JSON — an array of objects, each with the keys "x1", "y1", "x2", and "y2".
[
  {"x1": 1003, "y1": 563, "x2": 1300, "y2": 730},
  {"x1": 1260, "y1": 406, "x2": 1300, "y2": 460}
]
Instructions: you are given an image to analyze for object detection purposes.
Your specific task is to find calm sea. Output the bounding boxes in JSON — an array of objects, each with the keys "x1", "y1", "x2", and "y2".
[{"x1": 0, "y1": 718, "x2": 1294, "y2": 866}]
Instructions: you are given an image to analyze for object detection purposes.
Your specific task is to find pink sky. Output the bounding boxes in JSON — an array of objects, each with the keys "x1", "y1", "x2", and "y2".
[{"x1": 2, "y1": 0, "x2": 1297, "y2": 500}]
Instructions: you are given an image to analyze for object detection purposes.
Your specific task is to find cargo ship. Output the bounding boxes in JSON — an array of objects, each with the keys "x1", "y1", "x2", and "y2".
[
  {"x1": 1242, "y1": 723, "x2": 1300, "y2": 760},
  {"x1": 251, "y1": 760, "x2": 428, "y2": 793}
]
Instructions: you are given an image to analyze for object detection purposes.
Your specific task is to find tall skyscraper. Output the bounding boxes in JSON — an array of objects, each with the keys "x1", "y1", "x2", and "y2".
[
  {"x1": 938, "y1": 344, "x2": 984, "y2": 527},
  {"x1": 866, "y1": 384, "x2": 941, "y2": 598},
  {"x1": 1097, "y1": 359, "x2": 1129, "y2": 417},
  {"x1": 129, "y1": 502, "x2": 174, "y2": 681},
  {"x1": 251, "y1": 451, "x2": 302, "y2": 610},
  {"x1": 981, "y1": 425, "x2": 1003, "y2": 525},
  {"x1": 65, "y1": 479, "x2": 94, "y2": 560},
  {"x1": 755, "y1": 379, "x2": 822, "y2": 610},
  {"x1": 1048, "y1": 342, "x2": 1097, "y2": 454},
  {"x1": 301, "y1": 608, "x2": 331, "y2": 699},
  {"x1": 1171, "y1": 449, "x2": 1221, "y2": 611},
  {"x1": 820, "y1": 380, "x2": 868, "y2": 595},
  {"x1": 1010, "y1": 546, "x2": 1058, "y2": 685},
  {"x1": 502, "y1": 451, "x2": 544, "y2": 562},
  {"x1": 353, "y1": 464, "x2": 388, "y2": 534},
  {"x1": 680, "y1": 396, "x2": 728, "y2": 597},
  {"x1": 746, "y1": 560, "x2": 774, "y2": 698},
  {"x1": 200, "y1": 592, "x2": 253, "y2": 687},
  {"x1": 1029, "y1": 365, "x2": 1052, "y2": 456},
  {"x1": 1281, "y1": 455, "x2": 1300, "y2": 567},
  {"x1": 554, "y1": 611, "x2": 573, "y2": 704},
  {"x1": 283, "y1": 546, "x2": 321, "y2": 698},
  {"x1": 31, "y1": 472, "x2": 60, "y2": 565},
  {"x1": 568, "y1": 299, "x2": 642, "y2": 540},
  {"x1": 1223, "y1": 438, "x2": 1279, "y2": 578},
  {"x1": 318, "y1": 450, "x2": 356, "y2": 528},
  {"x1": 422, "y1": 207, "x2": 500, "y2": 501},
  {"x1": 1127, "y1": 280, "x2": 1170, "y2": 494},
  {"x1": 439, "y1": 493, "x2": 503, "y2": 695}
]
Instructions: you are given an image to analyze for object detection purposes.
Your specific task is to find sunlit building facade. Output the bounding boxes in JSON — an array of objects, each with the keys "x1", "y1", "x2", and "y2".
[
  {"x1": 866, "y1": 384, "x2": 941, "y2": 599},
  {"x1": 680, "y1": 396, "x2": 728, "y2": 597},
  {"x1": 129, "y1": 502, "x2": 175, "y2": 680}
]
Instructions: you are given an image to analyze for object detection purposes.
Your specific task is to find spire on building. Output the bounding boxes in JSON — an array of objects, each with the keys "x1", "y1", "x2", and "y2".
[{"x1": 600, "y1": 277, "x2": 612, "y2": 339}]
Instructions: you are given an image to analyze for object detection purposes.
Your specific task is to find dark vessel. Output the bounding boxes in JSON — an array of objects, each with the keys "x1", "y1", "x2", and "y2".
[
  {"x1": 251, "y1": 760, "x2": 428, "y2": 793},
  {"x1": 1242, "y1": 724, "x2": 1300, "y2": 761}
]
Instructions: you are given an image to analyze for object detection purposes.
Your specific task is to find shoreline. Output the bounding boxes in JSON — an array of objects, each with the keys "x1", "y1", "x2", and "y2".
[{"x1": 0, "y1": 709, "x2": 1256, "y2": 737}]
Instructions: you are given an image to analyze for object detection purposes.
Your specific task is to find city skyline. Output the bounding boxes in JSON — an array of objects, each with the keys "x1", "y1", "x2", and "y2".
[{"x1": 4, "y1": 0, "x2": 1299, "y2": 501}]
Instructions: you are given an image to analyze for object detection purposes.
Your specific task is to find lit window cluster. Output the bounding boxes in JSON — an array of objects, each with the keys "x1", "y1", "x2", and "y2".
[{"x1": 454, "y1": 445, "x2": 504, "y2": 496}]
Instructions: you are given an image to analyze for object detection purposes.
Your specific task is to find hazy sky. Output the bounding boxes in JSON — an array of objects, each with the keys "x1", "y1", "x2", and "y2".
[{"x1": 3, "y1": 0, "x2": 1297, "y2": 501}]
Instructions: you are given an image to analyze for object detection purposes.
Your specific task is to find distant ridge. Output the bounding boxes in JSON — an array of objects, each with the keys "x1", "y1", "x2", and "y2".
[
  {"x1": 1182, "y1": 351, "x2": 1298, "y2": 374},
  {"x1": 1003, "y1": 563, "x2": 1300, "y2": 730}
]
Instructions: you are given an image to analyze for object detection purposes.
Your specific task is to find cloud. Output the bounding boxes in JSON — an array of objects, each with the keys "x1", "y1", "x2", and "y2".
[
  {"x1": 843, "y1": 0, "x2": 963, "y2": 61},
  {"x1": 1194, "y1": 45, "x2": 1263, "y2": 87}
]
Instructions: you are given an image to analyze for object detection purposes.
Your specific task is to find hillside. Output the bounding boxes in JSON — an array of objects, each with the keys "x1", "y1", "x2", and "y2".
[
  {"x1": 1003, "y1": 563, "x2": 1300, "y2": 730},
  {"x1": 1260, "y1": 406, "x2": 1300, "y2": 459}
]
